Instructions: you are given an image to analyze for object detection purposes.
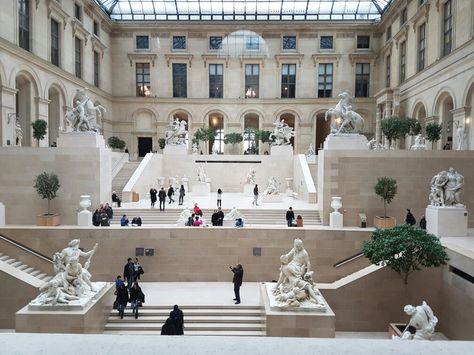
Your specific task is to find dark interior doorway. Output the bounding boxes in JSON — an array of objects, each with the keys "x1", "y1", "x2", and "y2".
[
  {"x1": 315, "y1": 113, "x2": 330, "y2": 153},
  {"x1": 138, "y1": 137, "x2": 152, "y2": 157}
]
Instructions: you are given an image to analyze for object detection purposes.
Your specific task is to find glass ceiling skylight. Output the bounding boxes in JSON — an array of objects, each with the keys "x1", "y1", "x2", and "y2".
[{"x1": 95, "y1": 0, "x2": 392, "y2": 21}]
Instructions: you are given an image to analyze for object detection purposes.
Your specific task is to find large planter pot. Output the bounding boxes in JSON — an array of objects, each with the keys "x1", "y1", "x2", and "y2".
[
  {"x1": 36, "y1": 214, "x2": 60, "y2": 226},
  {"x1": 373, "y1": 216, "x2": 396, "y2": 229}
]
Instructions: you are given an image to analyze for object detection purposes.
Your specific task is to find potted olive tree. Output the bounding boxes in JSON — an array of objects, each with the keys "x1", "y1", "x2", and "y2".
[
  {"x1": 425, "y1": 122, "x2": 443, "y2": 149},
  {"x1": 31, "y1": 119, "x2": 47, "y2": 147},
  {"x1": 34, "y1": 172, "x2": 61, "y2": 226},
  {"x1": 107, "y1": 136, "x2": 126, "y2": 151},
  {"x1": 194, "y1": 127, "x2": 216, "y2": 154},
  {"x1": 362, "y1": 225, "x2": 449, "y2": 284},
  {"x1": 256, "y1": 130, "x2": 272, "y2": 153},
  {"x1": 224, "y1": 132, "x2": 243, "y2": 154},
  {"x1": 373, "y1": 176, "x2": 397, "y2": 228}
]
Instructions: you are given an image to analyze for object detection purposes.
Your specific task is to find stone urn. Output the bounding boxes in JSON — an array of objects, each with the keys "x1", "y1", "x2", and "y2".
[
  {"x1": 157, "y1": 176, "x2": 165, "y2": 187},
  {"x1": 330, "y1": 197, "x2": 342, "y2": 213},
  {"x1": 79, "y1": 195, "x2": 92, "y2": 211}
]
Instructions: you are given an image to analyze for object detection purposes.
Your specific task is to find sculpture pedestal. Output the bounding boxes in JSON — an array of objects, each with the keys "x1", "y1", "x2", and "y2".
[
  {"x1": 243, "y1": 184, "x2": 254, "y2": 196},
  {"x1": 0, "y1": 202, "x2": 5, "y2": 226},
  {"x1": 261, "y1": 194, "x2": 283, "y2": 203},
  {"x1": 163, "y1": 145, "x2": 187, "y2": 155},
  {"x1": 270, "y1": 145, "x2": 293, "y2": 156},
  {"x1": 77, "y1": 210, "x2": 92, "y2": 227},
  {"x1": 330, "y1": 211, "x2": 343, "y2": 228},
  {"x1": 261, "y1": 283, "x2": 335, "y2": 338},
  {"x1": 323, "y1": 134, "x2": 368, "y2": 150},
  {"x1": 56, "y1": 132, "x2": 106, "y2": 148},
  {"x1": 426, "y1": 205, "x2": 468, "y2": 237},
  {"x1": 16, "y1": 283, "x2": 114, "y2": 333},
  {"x1": 192, "y1": 182, "x2": 211, "y2": 196}
]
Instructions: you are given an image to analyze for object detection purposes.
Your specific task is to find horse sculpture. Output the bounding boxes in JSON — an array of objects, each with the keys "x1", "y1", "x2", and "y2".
[
  {"x1": 325, "y1": 92, "x2": 364, "y2": 134},
  {"x1": 270, "y1": 119, "x2": 295, "y2": 145},
  {"x1": 64, "y1": 89, "x2": 105, "y2": 133}
]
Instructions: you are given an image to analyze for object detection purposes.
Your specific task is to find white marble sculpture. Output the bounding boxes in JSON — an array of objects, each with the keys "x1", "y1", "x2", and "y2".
[
  {"x1": 271, "y1": 239, "x2": 326, "y2": 311},
  {"x1": 455, "y1": 121, "x2": 467, "y2": 150},
  {"x1": 305, "y1": 143, "x2": 315, "y2": 157},
  {"x1": 399, "y1": 301, "x2": 438, "y2": 340},
  {"x1": 29, "y1": 239, "x2": 105, "y2": 308},
  {"x1": 368, "y1": 138, "x2": 384, "y2": 150},
  {"x1": 264, "y1": 176, "x2": 279, "y2": 195},
  {"x1": 177, "y1": 207, "x2": 192, "y2": 226},
  {"x1": 325, "y1": 91, "x2": 365, "y2": 134},
  {"x1": 196, "y1": 163, "x2": 208, "y2": 182},
  {"x1": 192, "y1": 142, "x2": 199, "y2": 154},
  {"x1": 64, "y1": 88, "x2": 105, "y2": 133},
  {"x1": 15, "y1": 118, "x2": 23, "y2": 147},
  {"x1": 411, "y1": 134, "x2": 427, "y2": 150},
  {"x1": 270, "y1": 118, "x2": 295, "y2": 146},
  {"x1": 429, "y1": 168, "x2": 464, "y2": 206},
  {"x1": 165, "y1": 118, "x2": 187, "y2": 145},
  {"x1": 224, "y1": 206, "x2": 243, "y2": 221},
  {"x1": 244, "y1": 168, "x2": 256, "y2": 185}
]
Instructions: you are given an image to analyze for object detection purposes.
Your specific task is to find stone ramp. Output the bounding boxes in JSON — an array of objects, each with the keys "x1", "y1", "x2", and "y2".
[{"x1": 112, "y1": 162, "x2": 141, "y2": 201}]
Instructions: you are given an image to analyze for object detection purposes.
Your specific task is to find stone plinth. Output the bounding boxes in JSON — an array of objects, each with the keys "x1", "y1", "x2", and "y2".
[
  {"x1": 323, "y1": 134, "x2": 369, "y2": 150},
  {"x1": 243, "y1": 184, "x2": 255, "y2": 196},
  {"x1": 16, "y1": 283, "x2": 114, "y2": 333},
  {"x1": 77, "y1": 210, "x2": 92, "y2": 227},
  {"x1": 163, "y1": 145, "x2": 188, "y2": 155},
  {"x1": 261, "y1": 194, "x2": 283, "y2": 203},
  {"x1": 330, "y1": 211, "x2": 343, "y2": 228},
  {"x1": 261, "y1": 283, "x2": 335, "y2": 338},
  {"x1": 270, "y1": 145, "x2": 293, "y2": 156},
  {"x1": 0, "y1": 202, "x2": 5, "y2": 226},
  {"x1": 56, "y1": 132, "x2": 106, "y2": 148},
  {"x1": 426, "y1": 205, "x2": 468, "y2": 237},
  {"x1": 192, "y1": 182, "x2": 211, "y2": 196}
]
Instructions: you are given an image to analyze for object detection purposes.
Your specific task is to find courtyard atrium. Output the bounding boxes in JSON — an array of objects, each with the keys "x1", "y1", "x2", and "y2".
[{"x1": 0, "y1": 0, "x2": 473, "y2": 354}]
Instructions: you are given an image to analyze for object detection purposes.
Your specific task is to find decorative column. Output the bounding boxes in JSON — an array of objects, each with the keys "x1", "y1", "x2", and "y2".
[
  {"x1": 1, "y1": 85, "x2": 18, "y2": 146},
  {"x1": 375, "y1": 106, "x2": 382, "y2": 143},
  {"x1": 34, "y1": 97, "x2": 51, "y2": 147},
  {"x1": 450, "y1": 106, "x2": 471, "y2": 150}
]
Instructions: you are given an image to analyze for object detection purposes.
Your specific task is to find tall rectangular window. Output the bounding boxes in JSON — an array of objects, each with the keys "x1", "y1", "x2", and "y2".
[
  {"x1": 50, "y1": 19, "x2": 60, "y2": 67},
  {"x1": 18, "y1": 0, "x2": 30, "y2": 51},
  {"x1": 209, "y1": 64, "x2": 223, "y2": 98},
  {"x1": 400, "y1": 8, "x2": 407, "y2": 26},
  {"x1": 386, "y1": 26, "x2": 392, "y2": 42},
  {"x1": 399, "y1": 41, "x2": 406, "y2": 83},
  {"x1": 172, "y1": 63, "x2": 187, "y2": 98},
  {"x1": 320, "y1": 36, "x2": 333, "y2": 50},
  {"x1": 245, "y1": 64, "x2": 259, "y2": 98},
  {"x1": 355, "y1": 63, "x2": 370, "y2": 98},
  {"x1": 357, "y1": 36, "x2": 370, "y2": 49},
  {"x1": 74, "y1": 3, "x2": 81, "y2": 21},
  {"x1": 386, "y1": 55, "x2": 391, "y2": 88},
  {"x1": 318, "y1": 63, "x2": 333, "y2": 98},
  {"x1": 209, "y1": 36, "x2": 222, "y2": 50},
  {"x1": 136, "y1": 63, "x2": 150, "y2": 97},
  {"x1": 418, "y1": 23, "x2": 426, "y2": 72},
  {"x1": 74, "y1": 37, "x2": 82, "y2": 79},
  {"x1": 281, "y1": 64, "x2": 296, "y2": 98},
  {"x1": 93, "y1": 21, "x2": 99, "y2": 37},
  {"x1": 93, "y1": 51, "x2": 100, "y2": 88},
  {"x1": 442, "y1": 0, "x2": 453, "y2": 57}
]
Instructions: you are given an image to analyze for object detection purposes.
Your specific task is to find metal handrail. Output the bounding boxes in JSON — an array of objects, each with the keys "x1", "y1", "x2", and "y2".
[
  {"x1": 333, "y1": 251, "x2": 365, "y2": 268},
  {"x1": 0, "y1": 234, "x2": 53, "y2": 264}
]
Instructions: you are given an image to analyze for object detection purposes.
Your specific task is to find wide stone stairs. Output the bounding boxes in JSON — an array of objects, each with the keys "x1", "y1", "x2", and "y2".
[
  {"x1": 0, "y1": 252, "x2": 52, "y2": 285},
  {"x1": 110, "y1": 208, "x2": 321, "y2": 226},
  {"x1": 104, "y1": 305, "x2": 266, "y2": 336},
  {"x1": 112, "y1": 162, "x2": 141, "y2": 201}
]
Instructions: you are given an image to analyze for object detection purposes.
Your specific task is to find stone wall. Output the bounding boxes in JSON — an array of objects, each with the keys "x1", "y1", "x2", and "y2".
[
  {"x1": 318, "y1": 150, "x2": 474, "y2": 227},
  {"x1": 0, "y1": 147, "x2": 111, "y2": 225}
]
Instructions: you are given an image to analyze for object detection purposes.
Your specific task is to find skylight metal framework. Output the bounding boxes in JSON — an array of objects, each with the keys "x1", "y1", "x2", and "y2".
[{"x1": 95, "y1": 0, "x2": 392, "y2": 21}]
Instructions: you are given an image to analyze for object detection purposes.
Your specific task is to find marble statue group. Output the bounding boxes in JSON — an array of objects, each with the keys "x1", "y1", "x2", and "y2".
[
  {"x1": 65, "y1": 88, "x2": 105, "y2": 133},
  {"x1": 30, "y1": 239, "x2": 102, "y2": 307},
  {"x1": 325, "y1": 91, "x2": 365, "y2": 134},
  {"x1": 244, "y1": 168, "x2": 256, "y2": 185},
  {"x1": 271, "y1": 239, "x2": 326, "y2": 311},
  {"x1": 196, "y1": 163, "x2": 208, "y2": 183},
  {"x1": 429, "y1": 167, "x2": 464, "y2": 207},
  {"x1": 270, "y1": 118, "x2": 294, "y2": 146},
  {"x1": 399, "y1": 301, "x2": 438, "y2": 340},
  {"x1": 264, "y1": 176, "x2": 279, "y2": 195},
  {"x1": 165, "y1": 118, "x2": 188, "y2": 145}
]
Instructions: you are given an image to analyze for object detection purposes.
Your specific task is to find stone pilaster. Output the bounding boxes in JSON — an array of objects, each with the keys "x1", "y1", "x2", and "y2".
[{"x1": 1, "y1": 86, "x2": 18, "y2": 146}]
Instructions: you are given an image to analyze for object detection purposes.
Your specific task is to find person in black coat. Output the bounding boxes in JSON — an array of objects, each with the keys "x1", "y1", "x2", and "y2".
[
  {"x1": 114, "y1": 283, "x2": 129, "y2": 319},
  {"x1": 230, "y1": 264, "x2": 244, "y2": 304},
  {"x1": 129, "y1": 281, "x2": 145, "y2": 319},
  {"x1": 419, "y1": 215, "x2": 427, "y2": 230},
  {"x1": 123, "y1": 258, "x2": 136, "y2": 290},
  {"x1": 179, "y1": 185, "x2": 185, "y2": 205},
  {"x1": 112, "y1": 191, "x2": 121, "y2": 207},
  {"x1": 170, "y1": 305, "x2": 184, "y2": 335},
  {"x1": 150, "y1": 188, "x2": 157, "y2": 208},
  {"x1": 167, "y1": 186, "x2": 175, "y2": 204},
  {"x1": 211, "y1": 210, "x2": 219, "y2": 226},
  {"x1": 92, "y1": 209, "x2": 101, "y2": 226},
  {"x1": 405, "y1": 209, "x2": 416, "y2": 225},
  {"x1": 286, "y1": 207, "x2": 295, "y2": 227},
  {"x1": 216, "y1": 207, "x2": 224, "y2": 226},
  {"x1": 161, "y1": 316, "x2": 177, "y2": 335},
  {"x1": 158, "y1": 188, "x2": 167, "y2": 211}
]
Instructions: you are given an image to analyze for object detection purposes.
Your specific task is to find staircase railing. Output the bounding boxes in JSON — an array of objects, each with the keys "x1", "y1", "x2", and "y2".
[
  {"x1": 333, "y1": 251, "x2": 364, "y2": 268},
  {"x1": 0, "y1": 234, "x2": 53, "y2": 264}
]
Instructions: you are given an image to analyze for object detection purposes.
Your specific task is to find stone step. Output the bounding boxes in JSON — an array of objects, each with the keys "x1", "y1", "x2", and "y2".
[
  {"x1": 11, "y1": 261, "x2": 24, "y2": 268},
  {"x1": 36, "y1": 273, "x2": 47, "y2": 279},
  {"x1": 29, "y1": 270, "x2": 41, "y2": 277},
  {"x1": 23, "y1": 267, "x2": 34, "y2": 273},
  {"x1": 108, "y1": 315, "x2": 265, "y2": 323},
  {"x1": 42, "y1": 276, "x2": 53, "y2": 282},
  {"x1": 5, "y1": 258, "x2": 16, "y2": 264},
  {"x1": 133, "y1": 305, "x2": 263, "y2": 311},
  {"x1": 104, "y1": 322, "x2": 265, "y2": 332},
  {"x1": 17, "y1": 264, "x2": 29, "y2": 271},
  {"x1": 0, "y1": 255, "x2": 10, "y2": 261},
  {"x1": 103, "y1": 330, "x2": 266, "y2": 336}
]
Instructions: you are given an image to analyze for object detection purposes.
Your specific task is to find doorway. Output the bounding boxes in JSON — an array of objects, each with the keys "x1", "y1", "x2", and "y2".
[{"x1": 138, "y1": 137, "x2": 153, "y2": 157}]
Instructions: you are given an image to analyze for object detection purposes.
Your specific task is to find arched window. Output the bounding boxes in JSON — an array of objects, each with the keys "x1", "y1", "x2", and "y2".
[
  {"x1": 209, "y1": 113, "x2": 224, "y2": 154},
  {"x1": 243, "y1": 113, "x2": 259, "y2": 154}
]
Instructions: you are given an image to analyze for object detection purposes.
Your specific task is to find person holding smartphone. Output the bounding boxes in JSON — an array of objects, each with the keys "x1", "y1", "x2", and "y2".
[{"x1": 229, "y1": 264, "x2": 244, "y2": 304}]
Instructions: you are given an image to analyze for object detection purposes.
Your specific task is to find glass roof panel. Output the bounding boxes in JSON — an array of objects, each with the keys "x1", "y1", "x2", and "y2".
[{"x1": 94, "y1": 0, "x2": 392, "y2": 21}]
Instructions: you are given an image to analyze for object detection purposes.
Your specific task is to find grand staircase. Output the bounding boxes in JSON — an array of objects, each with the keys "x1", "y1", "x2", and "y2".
[
  {"x1": 104, "y1": 305, "x2": 266, "y2": 336},
  {"x1": 110, "y1": 208, "x2": 322, "y2": 226},
  {"x1": 112, "y1": 162, "x2": 141, "y2": 201},
  {"x1": 0, "y1": 252, "x2": 52, "y2": 285}
]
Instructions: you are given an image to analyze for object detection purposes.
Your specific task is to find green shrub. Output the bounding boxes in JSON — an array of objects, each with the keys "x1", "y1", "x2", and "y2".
[
  {"x1": 374, "y1": 177, "x2": 397, "y2": 218},
  {"x1": 31, "y1": 119, "x2": 47, "y2": 146},
  {"x1": 34, "y1": 172, "x2": 60, "y2": 215},
  {"x1": 108, "y1": 136, "x2": 126, "y2": 150}
]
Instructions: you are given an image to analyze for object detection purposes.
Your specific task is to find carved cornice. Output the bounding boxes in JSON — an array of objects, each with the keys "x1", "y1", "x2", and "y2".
[
  {"x1": 410, "y1": 2, "x2": 430, "y2": 31},
  {"x1": 71, "y1": 19, "x2": 90, "y2": 45},
  {"x1": 239, "y1": 55, "x2": 266, "y2": 68},
  {"x1": 393, "y1": 24, "x2": 409, "y2": 48},
  {"x1": 274, "y1": 53, "x2": 304, "y2": 68},
  {"x1": 311, "y1": 53, "x2": 341, "y2": 67},
  {"x1": 201, "y1": 54, "x2": 230, "y2": 68},
  {"x1": 91, "y1": 36, "x2": 107, "y2": 58},
  {"x1": 382, "y1": 39, "x2": 393, "y2": 55},
  {"x1": 1, "y1": 85, "x2": 18, "y2": 95},
  {"x1": 450, "y1": 106, "x2": 471, "y2": 117},
  {"x1": 127, "y1": 53, "x2": 158, "y2": 66},
  {"x1": 164, "y1": 54, "x2": 194, "y2": 67},
  {"x1": 349, "y1": 52, "x2": 377, "y2": 66},
  {"x1": 47, "y1": 0, "x2": 69, "y2": 29}
]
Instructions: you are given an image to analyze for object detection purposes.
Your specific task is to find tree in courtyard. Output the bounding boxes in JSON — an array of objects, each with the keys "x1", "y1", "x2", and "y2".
[
  {"x1": 31, "y1": 119, "x2": 48, "y2": 146},
  {"x1": 108, "y1": 136, "x2": 126, "y2": 150},
  {"x1": 256, "y1": 130, "x2": 272, "y2": 151},
  {"x1": 194, "y1": 127, "x2": 216, "y2": 153},
  {"x1": 34, "y1": 172, "x2": 60, "y2": 216},
  {"x1": 425, "y1": 122, "x2": 443, "y2": 149},
  {"x1": 224, "y1": 132, "x2": 243, "y2": 154},
  {"x1": 362, "y1": 225, "x2": 449, "y2": 284},
  {"x1": 381, "y1": 116, "x2": 409, "y2": 149},
  {"x1": 374, "y1": 177, "x2": 397, "y2": 219}
]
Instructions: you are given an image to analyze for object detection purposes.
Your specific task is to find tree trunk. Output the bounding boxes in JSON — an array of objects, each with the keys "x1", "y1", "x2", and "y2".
[
  {"x1": 384, "y1": 200, "x2": 387, "y2": 218},
  {"x1": 47, "y1": 199, "x2": 50, "y2": 215}
]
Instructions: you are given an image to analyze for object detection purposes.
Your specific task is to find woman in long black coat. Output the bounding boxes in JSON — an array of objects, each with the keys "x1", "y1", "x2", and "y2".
[{"x1": 114, "y1": 283, "x2": 129, "y2": 319}]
